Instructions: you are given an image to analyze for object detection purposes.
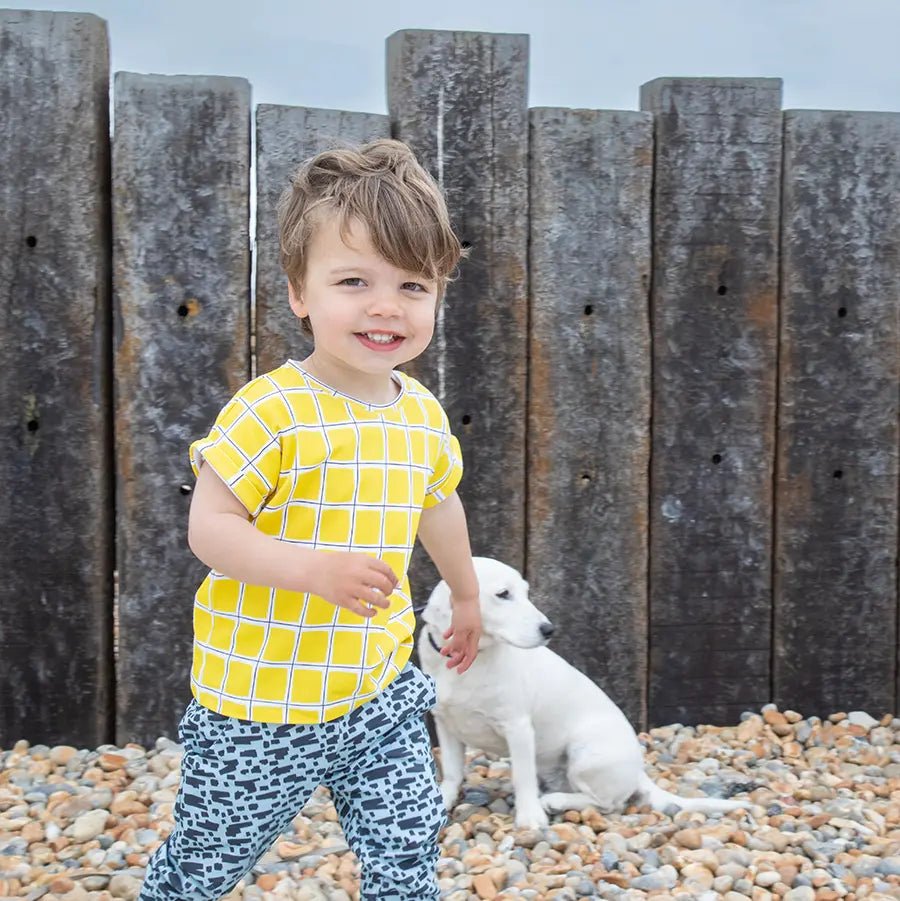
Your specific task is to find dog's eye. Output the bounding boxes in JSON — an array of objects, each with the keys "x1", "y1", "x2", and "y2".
[{"x1": 495, "y1": 589, "x2": 511, "y2": 600}]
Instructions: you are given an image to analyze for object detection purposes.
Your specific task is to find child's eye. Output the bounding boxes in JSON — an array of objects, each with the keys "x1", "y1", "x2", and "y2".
[
  {"x1": 402, "y1": 282, "x2": 428, "y2": 293},
  {"x1": 338, "y1": 277, "x2": 365, "y2": 287}
]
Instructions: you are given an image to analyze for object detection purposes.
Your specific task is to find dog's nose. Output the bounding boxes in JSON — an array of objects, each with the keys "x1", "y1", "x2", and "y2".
[{"x1": 539, "y1": 621, "x2": 555, "y2": 639}]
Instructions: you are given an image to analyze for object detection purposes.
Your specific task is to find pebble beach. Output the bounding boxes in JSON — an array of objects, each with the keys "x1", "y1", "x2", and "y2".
[{"x1": 3, "y1": 705, "x2": 900, "y2": 900}]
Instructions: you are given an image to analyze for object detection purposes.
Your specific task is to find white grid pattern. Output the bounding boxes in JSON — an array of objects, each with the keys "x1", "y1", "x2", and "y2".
[{"x1": 188, "y1": 362, "x2": 462, "y2": 724}]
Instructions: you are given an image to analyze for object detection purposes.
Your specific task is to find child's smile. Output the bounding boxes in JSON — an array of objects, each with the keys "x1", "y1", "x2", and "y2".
[{"x1": 356, "y1": 330, "x2": 406, "y2": 351}]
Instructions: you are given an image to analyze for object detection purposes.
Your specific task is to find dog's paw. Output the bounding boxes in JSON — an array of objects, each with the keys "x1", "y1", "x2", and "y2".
[
  {"x1": 440, "y1": 780, "x2": 461, "y2": 810},
  {"x1": 514, "y1": 801, "x2": 549, "y2": 829},
  {"x1": 539, "y1": 791, "x2": 569, "y2": 814},
  {"x1": 540, "y1": 790, "x2": 604, "y2": 815}
]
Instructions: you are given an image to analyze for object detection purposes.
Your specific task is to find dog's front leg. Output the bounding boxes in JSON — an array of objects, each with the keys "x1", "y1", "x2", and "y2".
[
  {"x1": 434, "y1": 716, "x2": 466, "y2": 810},
  {"x1": 505, "y1": 717, "x2": 549, "y2": 828}
]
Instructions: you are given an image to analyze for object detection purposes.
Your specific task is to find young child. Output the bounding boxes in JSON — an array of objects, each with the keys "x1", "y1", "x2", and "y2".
[{"x1": 139, "y1": 139, "x2": 482, "y2": 901}]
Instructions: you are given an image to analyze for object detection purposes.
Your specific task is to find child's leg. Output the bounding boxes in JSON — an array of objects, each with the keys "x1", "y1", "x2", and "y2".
[
  {"x1": 327, "y1": 666, "x2": 446, "y2": 901},
  {"x1": 140, "y1": 699, "x2": 333, "y2": 901}
]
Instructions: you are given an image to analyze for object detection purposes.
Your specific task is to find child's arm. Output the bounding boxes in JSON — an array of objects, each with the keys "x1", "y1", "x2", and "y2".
[
  {"x1": 417, "y1": 491, "x2": 481, "y2": 673},
  {"x1": 188, "y1": 462, "x2": 398, "y2": 618}
]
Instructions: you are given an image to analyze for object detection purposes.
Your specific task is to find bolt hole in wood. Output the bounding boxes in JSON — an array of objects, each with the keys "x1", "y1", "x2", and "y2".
[
  {"x1": 460, "y1": 240, "x2": 472, "y2": 250},
  {"x1": 833, "y1": 469, "x2": 843, "y2": 479},
  {"x1": 583, "y1": 304, "x2": 593, "y2": 316},
  {"x1": 178, "y1": 298, "x2": 201, "y2": 318},
  {"x1": 580, "y1": 473, "x2": 592, "y2": 486},
  {"x1": 837, "y1": 307, "x2": 847, "y2": 317},
  {"x1": 461, "y1": 414, "x2": 472, "y2": 426},
  {"x1": 25, "y1": 235, "x2": 37, "y2": 247},
  {"x1": 717, "y1": 285, "x2": 728, "y2": 296},
  {"x1": 26, "y1": 419, "x2": 39, "y2": 432},
  {"x1": 711, "y1": 453, "x2": 722, "y2": 464}
]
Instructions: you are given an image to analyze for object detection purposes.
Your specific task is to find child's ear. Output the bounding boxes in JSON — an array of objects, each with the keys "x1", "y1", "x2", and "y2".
[{"x1": 288, "y1": 281, "x2": 307, "y2": 320}]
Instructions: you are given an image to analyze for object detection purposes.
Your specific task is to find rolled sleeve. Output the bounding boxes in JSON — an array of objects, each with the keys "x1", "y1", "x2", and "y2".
[
  {"x1": 424, "y1": 431, "x2": 463, "y2": 509},
  {"x1": 189, "y1": 381, "x2": 286, "y2": 517}
]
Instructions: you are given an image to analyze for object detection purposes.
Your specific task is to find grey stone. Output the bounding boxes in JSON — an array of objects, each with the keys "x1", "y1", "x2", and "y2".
[
  {"x1": 601, "y1": 850, "x2": 619, "y2": 870},
  {"x1": 876, "y1": 856, "x2": 900, "y2": 876},
  {"x1": 847, "y1": 711, "x2": 879, "y2": 729},
  {"x1": 631, "y1": 865, "x2": 678, "y2": 891},
  {"x1": 462, "y1": 788, "x2": 491, "y2": 807}
]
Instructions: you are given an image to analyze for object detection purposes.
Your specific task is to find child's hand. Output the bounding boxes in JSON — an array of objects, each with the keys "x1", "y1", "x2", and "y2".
[
  {"x1": 441, "y1": 596, "x2": 481, "y2": 673},
  {"x1": 311, "y1": 552, "x2": 398, "y2": 618}
]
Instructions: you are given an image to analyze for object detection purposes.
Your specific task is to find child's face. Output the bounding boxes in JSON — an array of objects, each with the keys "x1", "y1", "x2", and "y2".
[{"x1": 289, "y1": 213, "x2": 438, "y2": 378}]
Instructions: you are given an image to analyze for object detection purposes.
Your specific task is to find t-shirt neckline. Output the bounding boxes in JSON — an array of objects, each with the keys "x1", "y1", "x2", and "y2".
[{"x1": 287, "y1": 360, "x2": 406, "y2": 409}]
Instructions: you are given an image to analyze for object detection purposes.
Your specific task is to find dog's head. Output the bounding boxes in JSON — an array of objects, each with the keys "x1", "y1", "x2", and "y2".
[{"x1": 421, "y1": 557, "x2": 555, "y2": 649}]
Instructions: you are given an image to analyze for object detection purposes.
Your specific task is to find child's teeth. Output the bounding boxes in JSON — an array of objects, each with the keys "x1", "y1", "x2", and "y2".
[{"x1": 366, "y1": 333, "x2": 396, "y2": 343}]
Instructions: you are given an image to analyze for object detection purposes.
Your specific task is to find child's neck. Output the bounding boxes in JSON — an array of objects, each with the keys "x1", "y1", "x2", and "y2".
[{"x1": 300, "y1": 353, "x2": 399, "y2": 405}]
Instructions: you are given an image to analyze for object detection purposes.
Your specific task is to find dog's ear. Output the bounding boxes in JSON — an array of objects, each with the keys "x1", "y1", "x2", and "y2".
[{"x1": 422, "y1": 578, "x2": 453, "y2": 629}]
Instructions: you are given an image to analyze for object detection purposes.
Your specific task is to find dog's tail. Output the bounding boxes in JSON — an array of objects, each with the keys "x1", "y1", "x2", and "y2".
[{"x1": 637, "y1": 772, "x2": 749, "y2": 815}]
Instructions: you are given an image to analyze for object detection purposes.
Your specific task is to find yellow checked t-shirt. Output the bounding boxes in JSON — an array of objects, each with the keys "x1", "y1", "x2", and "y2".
[{"x1": 188, "y1": 361, "x2": 463, "y2": 724}]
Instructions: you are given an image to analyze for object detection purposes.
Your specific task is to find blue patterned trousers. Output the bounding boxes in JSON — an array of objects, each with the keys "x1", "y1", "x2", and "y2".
[{"x1": 139, "y1": 664, "x2": 445, "y2": 900}]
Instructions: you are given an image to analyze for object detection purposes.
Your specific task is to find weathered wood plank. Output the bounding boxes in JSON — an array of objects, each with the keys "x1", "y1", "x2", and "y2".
[
  {"x1": 776, "y1": 111, "x2": 900, "y2": 717},
  {"x1": 0, "y1": 11, "x2": 113, "y2": 747},
  {"x1": 255, "y1": 106, "x2": 390, "y2": 374},
  {"x1": 113, "y1": 73, "x2": 251, "y2": 745},
  {"x1": 386, "y1": 29, "x2": 529, "y2": 604},
  {"x1": 527, "y1": 108, "x2": 653, "y2": 729},
  {"x1": 640, "y1": 78, "x2": 783, "y2": 726}
]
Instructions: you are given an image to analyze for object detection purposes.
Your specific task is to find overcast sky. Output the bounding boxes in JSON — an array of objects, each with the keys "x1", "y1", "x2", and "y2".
[{"x1": 5, "y1": 0, "x2": 900, "y2": 114}]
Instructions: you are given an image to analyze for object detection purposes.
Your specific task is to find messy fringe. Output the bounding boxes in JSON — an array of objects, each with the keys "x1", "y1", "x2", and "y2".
[{"x1": 277, "y1": 140, "x2": 466, "y2": 333}]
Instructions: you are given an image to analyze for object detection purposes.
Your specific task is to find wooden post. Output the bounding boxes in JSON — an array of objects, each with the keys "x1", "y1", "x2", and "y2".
[
  {"x1": 113, "y1": 73, "x2": 251, "y2": 745},
  {"x1": 0, "y1": 11, "x2": 113, "y2": 747},
  {"x1": 255, "y1": 106, "x2": 389, "y2": 374},
  {"x1": 528, "y1": 108, "x2": 653, "y2": 729},
  {"x1": 387, "y1": 29, "x2": 529, "y2": 603},
  {"x1": 640, "y1": 79, "x2": 783, "y2": 726},
  {"x1": 776, "y1": 111, "x2": 900, "y2": 716}
]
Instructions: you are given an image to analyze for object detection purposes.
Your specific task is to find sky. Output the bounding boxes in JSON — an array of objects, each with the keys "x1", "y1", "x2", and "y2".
[{"x1": 4, "y1": 0, "x2": 900, "y2": 114}]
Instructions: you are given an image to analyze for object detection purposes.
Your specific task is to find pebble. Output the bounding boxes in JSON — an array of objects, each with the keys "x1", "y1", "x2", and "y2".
[
  {"x1": 70, "y1": 808, "x2": 110, "y2": 842},
  {"x1": 4, "y1": 705, "x2": 900, "y2": 898},
  {"x1": 784, "y1": 887, "x2": 816, "y2": 901}
]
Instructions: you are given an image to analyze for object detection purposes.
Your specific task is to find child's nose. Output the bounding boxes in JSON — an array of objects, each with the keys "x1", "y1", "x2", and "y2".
[{"x1": 366, "y1": 290, "x2": 403, "y2": 317}]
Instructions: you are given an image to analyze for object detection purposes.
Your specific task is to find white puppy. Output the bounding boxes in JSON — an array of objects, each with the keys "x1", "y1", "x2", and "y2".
[{"x1": 418, "y1": 557, "x2": 748, "y2": 829}]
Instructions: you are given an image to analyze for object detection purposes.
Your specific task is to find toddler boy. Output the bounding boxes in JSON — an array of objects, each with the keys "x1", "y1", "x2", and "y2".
[{"x1": 139, "y1": 139, "x2": 481, "y2": 900}]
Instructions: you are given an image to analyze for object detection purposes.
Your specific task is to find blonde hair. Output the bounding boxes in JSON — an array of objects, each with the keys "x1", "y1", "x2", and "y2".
[{"x1": 277, "y1": 139, "x2": 464, "y2": 334}]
